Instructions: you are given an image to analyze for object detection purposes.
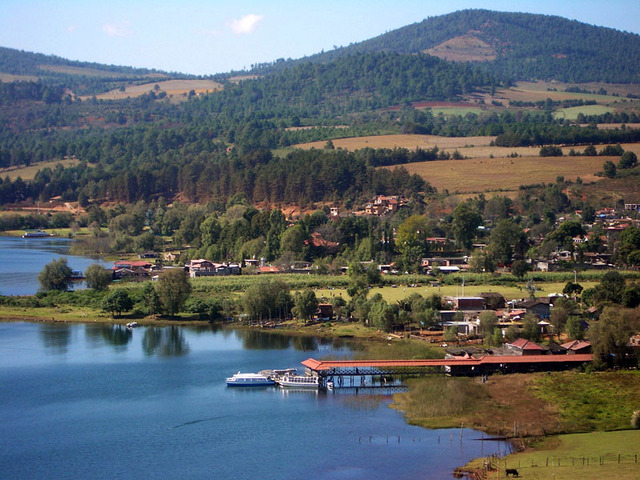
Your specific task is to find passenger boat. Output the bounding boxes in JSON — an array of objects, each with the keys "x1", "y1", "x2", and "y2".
[
  {"x1": 22, "y1": 230, "x2": 52, "y2": 238},
  {"x1": 226, "y1": 372, "x2": 276, "y2": 387},
  {"x1": 277, "y1": 374, "x2": 319, "y2": 389}
]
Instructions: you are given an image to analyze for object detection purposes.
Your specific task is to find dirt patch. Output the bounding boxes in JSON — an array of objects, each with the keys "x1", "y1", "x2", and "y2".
[
  {"x1": 470, "y1": 374, "x2": 563, "y2": 437},
  {"x1": 426, "y1": 34, "x2": 498, "y2": 62}
]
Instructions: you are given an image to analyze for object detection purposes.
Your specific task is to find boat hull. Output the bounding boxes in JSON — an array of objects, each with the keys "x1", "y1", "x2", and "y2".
[
  {"x1": 277, "y1": 375, "x2": 319, "y2": 389},
  {"x1": 226, "y1": 372, "x2": 275, "y2": 387}
]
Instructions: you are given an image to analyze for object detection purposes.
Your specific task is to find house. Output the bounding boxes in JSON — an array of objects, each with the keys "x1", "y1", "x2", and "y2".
[
  {"x1": 316, "y1": 304, "x2": 334, "y2": 321},
  {"x1": 450, "y1": 297, "x2": 485, "y2": 311},
  {"x1": 187, "y1": 259, "x2": 241, "y2": 277},
  {"x1": 561, "y1": 340, "x2": 592, "y2": 354},
  {"x1": 257, "y1": 265, "x2": 281, "y2": 274},
  {"x1": 441, "y1": 321, "x2": 478, "y2": 336},
  {"x1": 506, "y1": 338, "x2": 544, "y2": 356},
  {"x1": 479, "y1": 292, "x2": 506, "y2": 310},
  {"x1": 516, "y1": 299, "x2": 551, "y2": 319},
  {"x1": 113, "y1": 260, "x2": 153, "y2": 279}
]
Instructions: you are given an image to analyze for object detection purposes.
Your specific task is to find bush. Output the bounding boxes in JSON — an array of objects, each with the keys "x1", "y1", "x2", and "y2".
[{"x1": 632, "y1": 410, "x2": 640, "y2": 429}]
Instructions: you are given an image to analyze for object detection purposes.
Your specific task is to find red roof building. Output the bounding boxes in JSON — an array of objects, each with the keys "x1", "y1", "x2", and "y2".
[{"x1": 506, "y1": 338, "x2": 544, "y2": 355}]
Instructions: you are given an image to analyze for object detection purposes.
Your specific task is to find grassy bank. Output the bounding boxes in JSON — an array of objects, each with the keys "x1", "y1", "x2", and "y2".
[
  {"x1": 394, "y1": 371, "x2": 640, "y2": 477},
  {"x1": 479, "y1": 430, "x2": 640, "y2": 479},
  {"x1": 393, "y1": 371, "x2": 640, "y2": 437}
]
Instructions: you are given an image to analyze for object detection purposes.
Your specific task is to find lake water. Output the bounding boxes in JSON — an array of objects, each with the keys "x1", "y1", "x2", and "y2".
[
  {"x1": 0, "y1": 236, "x2": 110, "y2": 296},
  {"x1": 0, "y1": 323, "x2": 510, "y2": 480},
  {"x1": 0, "y1": 237, "x2": 509, "y2": 478}
]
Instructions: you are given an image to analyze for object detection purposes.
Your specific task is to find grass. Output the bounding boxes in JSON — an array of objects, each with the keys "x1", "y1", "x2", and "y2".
[
  {"x1": 315, "y1": 281, "x2": 599, "y2": 303},
  {"x1": 91, "y1": 79, "x2": 223, "y2": 100},
  {"x1": 401, "y1": 155, "x2": 606, "y2": 193},
  {"x1": 0, "y1": 158, "x2": 80, "y2": 181},
  {"x1": 293, "y1": 134, "x2": 494, "y2": 151},
  {"x1": 483, "y1": 430, "x2": 640, "y2": 480},
  {"x1": 531, "y1": 371, "x2": 640, "y2": 432},
  {"x1": 554, "y1": 105, "x2": 613, "y2": 120}
]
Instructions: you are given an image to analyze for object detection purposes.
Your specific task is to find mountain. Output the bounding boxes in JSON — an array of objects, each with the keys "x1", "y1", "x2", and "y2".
[
  {"x1": 254, "y1": 10, "x2": 640, "y2": 84},
  {"x1": 0, "y1": 47, "x2": 189, "y2": 95}
]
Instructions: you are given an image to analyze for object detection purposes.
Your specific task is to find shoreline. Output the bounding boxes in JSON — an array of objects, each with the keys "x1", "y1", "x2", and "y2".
[{"x1": 0, "y1": 312, "x2": 640, "y2": 478}]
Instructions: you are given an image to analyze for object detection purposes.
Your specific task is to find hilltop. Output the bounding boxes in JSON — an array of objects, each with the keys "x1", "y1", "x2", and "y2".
[{"x1": 253, "y1": 10, "x2": 640, "y2": 84}]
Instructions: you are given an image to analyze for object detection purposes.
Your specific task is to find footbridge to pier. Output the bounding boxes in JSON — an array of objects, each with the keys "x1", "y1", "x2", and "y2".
[{"x1": 302, "y1": 354, "x2": 593, "y2": 389}]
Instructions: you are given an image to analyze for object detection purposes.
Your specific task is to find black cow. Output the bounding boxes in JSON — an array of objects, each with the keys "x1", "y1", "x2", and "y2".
[{"x1": 505, "y1": 468, "x2": 519, "y2": 477}]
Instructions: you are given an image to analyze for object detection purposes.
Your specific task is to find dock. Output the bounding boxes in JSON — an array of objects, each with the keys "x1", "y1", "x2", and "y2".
[{"x1": 302, "y1": 354, "x2": 593, "y2": 389}]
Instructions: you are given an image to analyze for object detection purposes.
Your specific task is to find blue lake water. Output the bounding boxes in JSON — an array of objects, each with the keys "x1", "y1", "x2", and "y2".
[
  {"x1": 0, "y1": 237, "x2": 510, "y2": 478},
  {"x1": 0, "y1": 236, "x2": 110, "y2": 296},
  {"x1": 0, "y1": 323, "x2": 510, "y2": 480}
]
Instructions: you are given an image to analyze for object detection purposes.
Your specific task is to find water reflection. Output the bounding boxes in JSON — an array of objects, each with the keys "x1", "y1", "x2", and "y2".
[
  {"x1": 84, "y1": 324, "x2": 132, "y2": 351},
  {"x1": 39, "y1": 323, "x2": 71, "y2": 354},
  {"x1": 291, "y1": 336, "x2": 318, "y2": 351},
  {"x1": 236, "y1": 329, "x2": 292, "y2": 350},
  {"x1": 142, "y1": 326, "x2": 189, "y2": 357}
]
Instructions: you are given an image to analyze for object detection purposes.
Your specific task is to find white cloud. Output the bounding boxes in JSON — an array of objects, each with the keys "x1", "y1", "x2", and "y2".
[
  {"x1": 229, "y1": 14, "x2": 264, "y2": 35},
  {"x1": 102, "y1": 21, "x2": 132, "y2": 37},
  {"x1": 66, "y1": 25, "x2": 79, "y2": 33}
]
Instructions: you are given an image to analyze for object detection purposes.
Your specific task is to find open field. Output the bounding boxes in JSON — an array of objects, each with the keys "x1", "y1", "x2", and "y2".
[
  {"x1": 0, "y1": 158, "x2": 81, "y2": 181},
  {"x1": 486, "y1": 431, "x2": 640, "y2": 480},
  {"x1": 498, "y1": 81, "x2": 640, "y2": 104},
  {"x1": 314, "y1": 281, "x2": 599, "y2": 304},
  {"x1": 89, "y1": 79, "x2": 223, "y2": 100},
  {"x1": 400, "y1": 155, "x2": 608, "y2": 193},
  {"x1": 554, "y1": 105, "x2": 613, "y2": 120},
  {"x1": 39, "y1": 65, "x2": 167, "y2": 79},
  {"x1": 0, "y1": 72, "x2": 38, "y2": 82},
  {"x1": 295, "y1": 134, "x2": 495, "y2": 151}
]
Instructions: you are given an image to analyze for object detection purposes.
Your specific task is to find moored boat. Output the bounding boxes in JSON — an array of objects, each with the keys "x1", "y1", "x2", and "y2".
[
  {"x1": 226, "y1": 372, "x2": 276, "y2": 387},
  {"x1": 277, "y1": 374, "x2": 319, "y2": 389},
  {"x1": 22, "y1": 230, "x2": 52, "y2": 238}
]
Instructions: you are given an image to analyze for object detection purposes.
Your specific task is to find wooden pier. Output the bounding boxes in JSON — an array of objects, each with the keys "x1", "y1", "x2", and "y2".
[{"x1": 302, "y1": 354, "x2": 593, "y2": 389}]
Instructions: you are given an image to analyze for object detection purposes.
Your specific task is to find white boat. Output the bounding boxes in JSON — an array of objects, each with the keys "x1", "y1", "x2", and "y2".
[
  {"x1": 126, "y1": 322, "x2": 139, "y2": 329},
  {"x1": 22, "y1": 230, "x2": 52, "y2": 238},
  {"x1": 277, "y1": 374, "x2": 319, "y2": 389},
  {"x1": 226, "y1": 372, "x2": 275, "y2": 387}
]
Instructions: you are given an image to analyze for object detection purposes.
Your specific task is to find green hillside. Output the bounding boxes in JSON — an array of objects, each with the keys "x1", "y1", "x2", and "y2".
[{"x1": 255, "y1": 10, "x2": 640, "y2": 84}]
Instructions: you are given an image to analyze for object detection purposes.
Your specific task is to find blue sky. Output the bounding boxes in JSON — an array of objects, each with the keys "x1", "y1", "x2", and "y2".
[{"x1": 1, "y1": 0, "x2": 639, "y2": 76}]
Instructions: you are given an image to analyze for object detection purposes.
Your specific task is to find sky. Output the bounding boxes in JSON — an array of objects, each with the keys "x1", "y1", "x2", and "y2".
[{"x1": 1, "y1": 0, "x2": 639, "y2": 76}]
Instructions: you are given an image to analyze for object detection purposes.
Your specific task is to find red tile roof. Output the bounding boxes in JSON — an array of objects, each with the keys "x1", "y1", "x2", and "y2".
[
  {"x1": 509, "y1": 338, "x2": 543, "y2": 351},
  {"x1": 302, "y1": 354, "x2": 593, "y2": 371}
]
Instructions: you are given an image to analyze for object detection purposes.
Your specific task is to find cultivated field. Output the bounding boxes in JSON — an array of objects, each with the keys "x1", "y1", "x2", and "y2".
[
  {"x1": 0, "y1": 158, "x2": 80, "y2": 181},
  {"x1": 0, "y1": 72, "x2": 38, "y2": 82},
  {"x1": 314, "y1": 282, "x2": 598, "y2": 304},
  {"x1": 38, "y1": 65, "x2": 168, "y2": 79},
  {"x1": 90, "y1": 79, "x2": 223, "y2": 100},
  {"x1": 400, "y1": 156, "x2": 608, "y2": 193},
  {"x1": 295, "y1": 134, "x2": 495, "y2": 151},
  {"x1": 554, "y1": 105, "x2": 613, "y2": 120}
]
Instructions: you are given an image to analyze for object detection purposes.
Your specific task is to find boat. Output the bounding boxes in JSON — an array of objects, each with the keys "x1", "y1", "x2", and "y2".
[
  {"x1": 226, "y1": 372, "x2": 276, "y2": 387},
  {"x1": 277, "y1": 374, "x2": 320, "y2": 389},
  {"x1": 70, "y1": 270, "x2": 85, "y2": 280},
  {"x1": 126, "y1": 322, "x2": 139, "y2": 329},
  {"x1": 22, "y1": 230, "x2": 52, "y2": 238}
]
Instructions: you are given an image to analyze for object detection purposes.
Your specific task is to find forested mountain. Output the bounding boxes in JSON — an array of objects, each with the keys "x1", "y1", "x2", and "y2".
[
  {"x1": 1, "y1": 10, "x2": 640, "y2": 210},
  {"x1": 251, "y1": 10, "x2": 640, "y2": 84},
  {"x1": 0, "y1": 47, "x2": 187, "y2": 95}
]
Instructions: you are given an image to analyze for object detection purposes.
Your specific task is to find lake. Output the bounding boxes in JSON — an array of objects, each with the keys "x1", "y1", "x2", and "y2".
[
  {"x1": 0, "y1": 323, "x2": 510, "y2": 480},
  {"x1": 0, "y1": 235, "x2": 110, "y2": 296},
  {"x1": 0, "y1": 237, "x2": 509, "y2": 479}
]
